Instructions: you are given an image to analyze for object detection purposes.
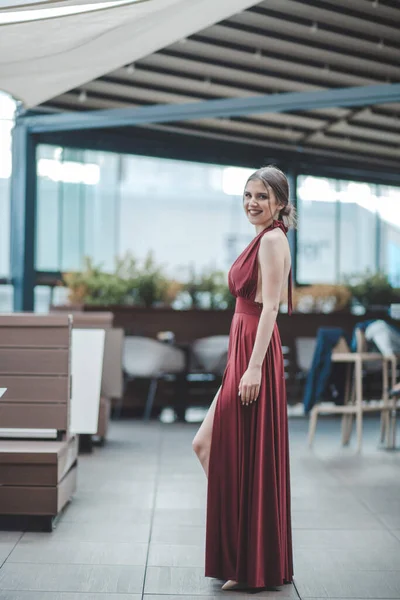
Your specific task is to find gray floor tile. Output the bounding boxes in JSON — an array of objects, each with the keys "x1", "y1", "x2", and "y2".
[
  {"x1": 148, "y1": 544, "x2": 205, "y2": 567},
  {"x1": 22, "y1": 521, "x2": 150, "y2": 543},
  {"x1": 376, "y1": 512, "x2": 400, "y2": 529},
  {"x1": 60, "y1": 503, "x2": 153, "y2": 524},
  {"x1": 361, "y1": 497, "x2": 400, "y2": 514},
  {"x1": 0, "y1": 533, "x2": 22, "y2": 566},
  {"x1": 294, "y1": 545, "x2": 400, "y2": 572},
  {"x1": 293, "y1": 529, "x2": 400, "y2": 549},
  {"x1": 152, "y1": 509, "x2": 206, "y2": 528},
  {"x1": 157, "y1": 473, "x2": 204, "y2": 484},
  {"x1": 75, "y1": 482, "x2": 155, "y2": 504},
  {"x1": 144, "y1": 567, "x2": 297, "y2": 597},
  {"x1": 0, "y1": 563, "x2": 145, "y2": 593},
  {"x1": 0, "y1": 534, "x2": 22, "y2": 544},
  {"x1": 392, "y1": 530, "x2": 400, "y2": 542},
  {"x1": 295, "y1": 569, "x2": 400, "y2": 598},
  {"x1": 0, "y1": 594, "x2": 141, "y2": 600},
  {"x1": 144, "y1": 596, "x2": 249, "y2": 600},
  {"x1": 292, "y1": 509, "x2": 385, "y2": 530},
  {"x1": 144, "y1": 566, "x2": 219, "y2": 595},
  {"x1": 0, "y1": 545, "x2": 18, "y2": 566},
  {"x1": 144, "y1": 593, "x2": 297, "y2": 600},
  {"x1": 155, "y1": 492, "x2": 206, "y2": 510},
  {"x1": 291, "y1": 492, "x2": 363, "y2": 512},
  {"x1": 151, "y1": 524, "x2": 205, "y2": 546},
  {"x1": 8, "y1": 540, "x2": 148, "y2": 566}
]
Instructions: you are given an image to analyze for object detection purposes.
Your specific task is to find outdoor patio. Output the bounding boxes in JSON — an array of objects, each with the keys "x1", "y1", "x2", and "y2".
[{"x1": 0, "y1": 415, "x2": 399, "y2": 599}]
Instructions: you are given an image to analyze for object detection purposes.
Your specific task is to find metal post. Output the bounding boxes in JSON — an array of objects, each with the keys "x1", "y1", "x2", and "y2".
[
  {"x1": 375, "y1": 184, "x2": 381, "y2": 272},
  {"x1": 335, "y1": 180, "x2": 341, "y2": 284},
  {"x1": 10, "y1": 119, "x2": 37, "y2": 311}
]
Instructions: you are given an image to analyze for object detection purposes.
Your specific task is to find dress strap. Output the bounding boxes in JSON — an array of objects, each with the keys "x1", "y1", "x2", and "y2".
[
  {"x1": 271, "y1": 220, "x2": 293, "y2": 316},
  {"x1": 287, "y1": 268, "x2": 293, "y2": 316}
]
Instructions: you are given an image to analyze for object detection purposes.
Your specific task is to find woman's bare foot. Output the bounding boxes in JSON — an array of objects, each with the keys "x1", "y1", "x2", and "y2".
[{"x1": 221, "y1": 580, "x2": 240, "y2": 591}]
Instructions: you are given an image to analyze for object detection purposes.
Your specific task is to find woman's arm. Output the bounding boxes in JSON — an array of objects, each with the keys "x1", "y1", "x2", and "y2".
[{"x1": 238, "y1": 231, "x2": 286, "y2": 405}]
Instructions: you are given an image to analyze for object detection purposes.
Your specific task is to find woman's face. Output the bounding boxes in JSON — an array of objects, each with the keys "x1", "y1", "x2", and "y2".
[{"x1": 243, "y1": 178, "x2": 281, "y2": 226}]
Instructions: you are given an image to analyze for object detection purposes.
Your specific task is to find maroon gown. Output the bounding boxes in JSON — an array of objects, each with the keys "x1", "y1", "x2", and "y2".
[{"x1": 205, "y1": 219, "x2": 294, "y2": 589}]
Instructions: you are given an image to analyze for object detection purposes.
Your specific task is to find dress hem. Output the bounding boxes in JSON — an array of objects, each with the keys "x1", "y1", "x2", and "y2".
[{"x1": 205, "y1": 571, "x2": 294, "y2": 589}]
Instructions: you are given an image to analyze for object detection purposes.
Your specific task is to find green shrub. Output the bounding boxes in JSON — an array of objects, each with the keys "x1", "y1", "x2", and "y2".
[{"x1": 344, "y1": 270, "x2": 399, "y2": 308}]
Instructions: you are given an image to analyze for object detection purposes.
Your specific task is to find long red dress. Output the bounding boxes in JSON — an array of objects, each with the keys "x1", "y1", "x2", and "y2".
[{"x1": 205, "y1": 219, "x2": 294, "y2": 589}]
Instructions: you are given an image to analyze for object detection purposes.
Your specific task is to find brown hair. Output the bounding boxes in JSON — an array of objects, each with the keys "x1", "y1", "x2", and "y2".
[{"x1": 245, "y1": 165, "x2": 297, "y2": 229}]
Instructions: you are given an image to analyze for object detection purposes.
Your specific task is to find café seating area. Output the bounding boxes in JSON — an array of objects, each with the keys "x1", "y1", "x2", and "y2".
[{"x1": 1, "y1": 307, "x2": 399, "y2": 533}]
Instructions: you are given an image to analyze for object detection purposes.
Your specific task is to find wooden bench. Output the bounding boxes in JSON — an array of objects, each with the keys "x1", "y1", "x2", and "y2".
[{"x1": 0, "y1": 314, "x2": 77, "y2": 530}]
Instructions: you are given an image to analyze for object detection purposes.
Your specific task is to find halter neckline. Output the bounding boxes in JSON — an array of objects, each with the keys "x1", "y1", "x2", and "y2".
[{"x1": 256, "y1": 219, "x2": 288, "y2": 237}]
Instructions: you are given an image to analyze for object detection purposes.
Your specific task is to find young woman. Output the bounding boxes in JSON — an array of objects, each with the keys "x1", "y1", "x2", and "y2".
[{"x1": 193, "y1": 165, "x2": 295, "y2": 591}]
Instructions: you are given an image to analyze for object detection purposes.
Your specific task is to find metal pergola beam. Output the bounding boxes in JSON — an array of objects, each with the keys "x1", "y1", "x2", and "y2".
[{"x1": 23, "y1": 83, "x2": 400, "y2": 133}]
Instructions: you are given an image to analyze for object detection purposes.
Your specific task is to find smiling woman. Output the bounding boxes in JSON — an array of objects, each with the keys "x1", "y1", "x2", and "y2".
[{"x1": 193, "y1": 165, "x2": 295, "y2": 591}]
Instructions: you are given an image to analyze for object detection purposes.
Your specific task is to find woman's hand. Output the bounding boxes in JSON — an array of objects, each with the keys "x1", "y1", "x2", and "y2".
[{"x1": 238, "y1": 366, "x2": 261, "y2": 405}]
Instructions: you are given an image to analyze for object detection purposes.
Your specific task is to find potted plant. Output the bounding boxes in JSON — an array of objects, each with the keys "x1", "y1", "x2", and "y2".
[
  {"x1": 293, "y1": 284, "x2": 352, "y2": 313},
  {"x1": 344, "y1": 270, "x2": 399, "y2": 311},
  {"x1": 133, "y1": 252, "x2": 174, "y2": 308},
  {"x1": 183, "y1": 265, "x2": 230, "y2": 309},
  {"x1": 62, "y1": 255, "x2": 137, "y2": 306},
  {"x1": 61, "y1": 252, "x2": 183, "y2": 308}
]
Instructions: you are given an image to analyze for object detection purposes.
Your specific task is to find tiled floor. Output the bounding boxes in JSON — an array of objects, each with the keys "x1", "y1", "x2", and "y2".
[{"x1": 0, "y1": 415, "x2": 399, "y2": 599}]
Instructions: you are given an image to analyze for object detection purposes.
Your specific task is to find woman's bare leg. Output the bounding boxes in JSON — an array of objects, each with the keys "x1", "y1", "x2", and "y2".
[
  {"x1": 193, "y1": 387, "x2": 238, "y2": 590},
  {"x1": 192, "y1": 385, "x2": 221, "y2": 477}
]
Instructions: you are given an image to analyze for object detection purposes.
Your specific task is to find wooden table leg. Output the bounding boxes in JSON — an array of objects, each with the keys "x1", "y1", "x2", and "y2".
[
  {"x1": 355, "y1": 357, "x2": 363, "y2": 453},
  {"x1": 341, "y1": 363, "x2": 353, "y2": 446}
]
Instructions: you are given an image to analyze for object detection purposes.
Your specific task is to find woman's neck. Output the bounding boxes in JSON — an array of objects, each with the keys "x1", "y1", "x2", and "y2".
[{"x1": 255, "y1": 217, "x2": 275, "y2": 235}]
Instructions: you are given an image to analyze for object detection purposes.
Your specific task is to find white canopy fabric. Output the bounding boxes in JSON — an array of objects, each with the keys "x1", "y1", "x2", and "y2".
[
  {"x1": 0, "y1": 0, "x2": 259, "y2": 108},
  {"x1": 0, "y1": 1, "x2": 144, "y2": 21},
  {"x1": 0, "y1": 0, "x2": 129, "y2": 8}
]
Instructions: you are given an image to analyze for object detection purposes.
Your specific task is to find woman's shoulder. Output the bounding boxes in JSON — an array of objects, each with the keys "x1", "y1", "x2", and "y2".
[{"x1": 259, "y1": 226, "x2": 286, "y2": 249}]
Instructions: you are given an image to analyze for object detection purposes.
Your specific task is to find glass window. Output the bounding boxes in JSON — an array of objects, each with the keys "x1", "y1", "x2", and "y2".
[
  {"x1": 34, "y1": 286, "x2": 52, "y2": 313},
  {"x1": 338, "y1": 181, "x2": 378, "y2": 278},
  {"x1": 297, "y1": 176, "x2": 337, "y2": 284},
  {"x1": 36, "y1": 145, "x2": 118, "y2": 273},
  {"x1": 36, "y1": 145, "x2": 62, "y2": 271},
  {"x1": 0, "y1": 92, "x2": 14, "y2": 278},
  {"x1": 118, "y1": 158, "x2": 254, "y2": 280},
  {"x1": 35, "y1": 148, "x2": 400, "y2": 289},
  {"x1": 0, "y1": 285, "x2": 13, "y2": 312},
  {"x1": 297, "y1": 175, "x2": 400, "y2": 285},
  {"x1": 83, "y1": 150, "x2": 119, "y2": 271},
  {"x1": 378, "y1": 185, "x2": 400, "y2": 287},
  {"x1": 0, "y1": 177, "x2": 11, "y2": 277}
]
